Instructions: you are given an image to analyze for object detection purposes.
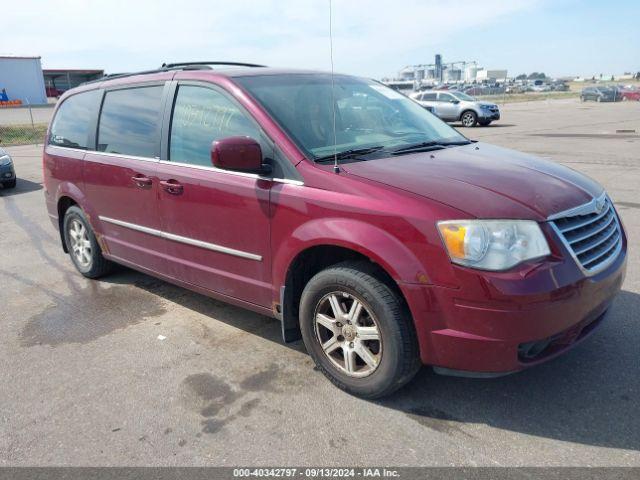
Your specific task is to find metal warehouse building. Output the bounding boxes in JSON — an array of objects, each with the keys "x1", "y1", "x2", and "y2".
[
  {"x1": 43, "y1": 69, "x2": 104, "y2": 96},
  {"x1": 0, "y1": 56, "x2": 47, "y2": 105}
]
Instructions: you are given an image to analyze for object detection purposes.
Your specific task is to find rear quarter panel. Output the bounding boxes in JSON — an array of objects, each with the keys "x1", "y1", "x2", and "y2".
[{"x1": 43, "y1": 145, "x2": 87, "y2": 227}]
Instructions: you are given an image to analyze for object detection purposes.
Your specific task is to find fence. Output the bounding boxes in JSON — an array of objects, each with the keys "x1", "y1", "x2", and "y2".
[{"x1": 0, "y1": 103, "x2": 53, "y2": 147}]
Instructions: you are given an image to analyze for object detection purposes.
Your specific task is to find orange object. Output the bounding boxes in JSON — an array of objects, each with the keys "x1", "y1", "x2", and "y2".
[{"x1": 438, "y1": 224, "x2": 467, "y2": 259}]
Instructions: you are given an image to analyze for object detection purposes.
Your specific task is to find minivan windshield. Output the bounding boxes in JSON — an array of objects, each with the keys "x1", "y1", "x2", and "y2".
[{"x1": 235, "y1": 74, "x2": 468, "y2": 161}]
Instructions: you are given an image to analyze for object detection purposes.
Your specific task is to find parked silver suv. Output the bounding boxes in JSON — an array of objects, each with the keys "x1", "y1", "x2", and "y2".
[{"x1": 411, "y1": 90, "x2": 500, "y2": 127}]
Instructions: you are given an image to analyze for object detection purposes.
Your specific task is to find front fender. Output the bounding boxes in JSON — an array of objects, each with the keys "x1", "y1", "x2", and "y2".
[{"x1": 272, "y1": 217, "x2": 430, "y2": 291}]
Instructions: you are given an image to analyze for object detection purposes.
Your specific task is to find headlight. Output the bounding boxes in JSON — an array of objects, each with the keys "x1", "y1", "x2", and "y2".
[
  {"x1": 0, "y1": 155, "x2": 12, "y2": 166},
  {"x1": 437, "y1": 220, "x2": 550, "y2": 271},
  {"x1": 480, "y1": 104, "x2": 494, "y2": 109}
]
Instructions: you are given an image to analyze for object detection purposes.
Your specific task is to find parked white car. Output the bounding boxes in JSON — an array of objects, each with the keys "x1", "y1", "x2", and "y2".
[{"x1": 410, "y1": 90, "x2": 500, "y2": 127}]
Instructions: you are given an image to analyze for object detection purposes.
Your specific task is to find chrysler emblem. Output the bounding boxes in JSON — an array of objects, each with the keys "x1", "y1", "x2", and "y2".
[{"x1": 595, "y1": 196, "x2": 606, "y2": 214}]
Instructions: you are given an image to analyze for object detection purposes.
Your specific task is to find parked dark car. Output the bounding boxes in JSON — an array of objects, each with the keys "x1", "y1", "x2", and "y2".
[
  {"x1": 0, "y1": 147, "x2": 16, "y2": 189},
  {"x1": 580, "y1": 86, "x2": 619, "y2": 102},
  {"x1": 463, "y1": 86, "x2": 486, "y2": 96},
  {"x1": 43, "y1": 62, "x2": 627, "y2": 398}
]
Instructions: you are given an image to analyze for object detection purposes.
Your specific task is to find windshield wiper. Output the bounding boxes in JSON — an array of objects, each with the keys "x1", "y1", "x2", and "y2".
[
  {"x1": 314, "y1": 146, "x2": 385, "y2": 163},
  {"x1": 391, "y1": 140, "x2": 471, "y2": 155},
  {"x1": 390, "y1": 141, "x2": 447, "y2": 154}
]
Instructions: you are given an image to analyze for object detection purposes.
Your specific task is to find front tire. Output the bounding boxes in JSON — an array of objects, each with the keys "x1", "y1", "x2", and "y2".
[
  {"x1": 2, "y1": 179, "x2": 16, "y2": 189},
  {"x1": 63, "y1": 206, "x2": 113, "y2": 278},
  {"x1": 460, "y1": 110, "x2": 478, "y2": 127},
  {"x1": 299, "y1": 261, "x2": 420, "y2": 399},
  {"x1": 479, "y1": 120, "x2": 492, "y2": 126}
]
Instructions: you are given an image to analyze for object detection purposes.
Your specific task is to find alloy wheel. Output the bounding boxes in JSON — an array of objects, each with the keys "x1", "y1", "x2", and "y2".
[
  {"x1": 68, "y1": 219, "x2": 92, "y2": 268},
  {"x1": 462, "y1": 112, "x2": 475, "y2": 127},
  {"x1": 313, "y1": 291, "x2": 382, "y2": 378}
]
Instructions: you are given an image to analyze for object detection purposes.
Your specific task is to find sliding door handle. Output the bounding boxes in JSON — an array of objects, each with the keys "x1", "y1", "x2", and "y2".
[
  {"x1": 131, "y1": 175, "x2": 152, "y2": 188},
  {"x1": 159, "y1": 179, "x2": 184, "y2": 195}
]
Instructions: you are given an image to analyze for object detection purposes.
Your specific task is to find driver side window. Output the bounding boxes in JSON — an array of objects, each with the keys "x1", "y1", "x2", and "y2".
[
  {"x1": 438, "y1": 93, "x2": 455, "y2": 103},
  {"x1": 169, "y1": 85, "x2": 262, "y2": 166}
]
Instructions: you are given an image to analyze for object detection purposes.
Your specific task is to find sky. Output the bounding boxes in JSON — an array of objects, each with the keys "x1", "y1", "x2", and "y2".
[{"x1": 1, "y1": 0, "x2": 638, "y2": 79}]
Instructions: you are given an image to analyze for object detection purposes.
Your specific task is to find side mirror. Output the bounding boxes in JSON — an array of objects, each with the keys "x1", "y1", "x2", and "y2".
[
  {"x1": 451, "y1": 99, "x2": 460, "y2": 104},
  {"x1": 211, "y1": 136, "x2": 268, "y2": 174}
]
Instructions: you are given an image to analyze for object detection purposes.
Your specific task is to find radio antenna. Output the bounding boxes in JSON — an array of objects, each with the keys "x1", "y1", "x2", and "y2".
[{"x1": 329, "y1": 0, "x2": 339, "y2": 173}]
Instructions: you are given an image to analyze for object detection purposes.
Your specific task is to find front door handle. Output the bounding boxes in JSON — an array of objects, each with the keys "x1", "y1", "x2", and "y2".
[
  {"x1": 131, "y1": 174, "x2": 152, "y2": 188},
  {"x1": 159, "y1": 179, "x2": 184, "y2": 195}
]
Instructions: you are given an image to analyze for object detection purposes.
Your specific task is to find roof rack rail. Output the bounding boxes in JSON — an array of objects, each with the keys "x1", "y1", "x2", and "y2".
[
  {"x1": 80, "y1": 65, "x2": 211, "y2": 86},
  {"x1": 161, "y1": 61, "x2": 267, "y2": 68},
  {"x1": 81, "y1": 62, "x2": 265, "y2": 87}
]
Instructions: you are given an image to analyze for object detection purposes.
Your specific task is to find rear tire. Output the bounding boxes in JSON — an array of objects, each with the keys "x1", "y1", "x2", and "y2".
[
  {"x1": 2, "y1": 179, "x2": 16, "y2": 189},
  {"x1": 63, "y1": 206, "x2": 113, "y2": 278},
  {"x1": 460, "y1": 110, "x2": 478, "y2": 127},
  {"x1": 299, "y1": 261, "x2": 420, "y2": 399}
]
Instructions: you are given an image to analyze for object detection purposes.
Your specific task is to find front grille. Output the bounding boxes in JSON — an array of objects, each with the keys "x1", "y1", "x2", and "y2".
[{"x1": 551, "y1": 197, "x2": 622, "y2": 273}]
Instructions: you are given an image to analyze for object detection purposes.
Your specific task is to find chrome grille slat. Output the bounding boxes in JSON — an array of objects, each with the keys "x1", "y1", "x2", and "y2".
[
  {"x1": 573, "y1": 223, "x2": 619, "y2": 255},
  {"x1": 550, "y1": 196, "x2": 622, "y2": 275},
  {"x1": 580, "y1": 233, "x2": 620, "y2": 267},
  {"x1": 566, "y1": 211, "x2": 615, "y2": 244},
  {"x1": 556, "y1": 203, "x2": 611, "y2": 233}
]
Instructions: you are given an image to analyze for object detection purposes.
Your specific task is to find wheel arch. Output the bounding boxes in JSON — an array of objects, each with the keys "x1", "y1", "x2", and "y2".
[
  {"x1": 57, "y1": 195, "x2": 78, "y2": 252},
  {"x1": 54, "y1": 183, "x2": 97, "y2": 253},
  {"x1": 274, "y1": 219, "x2": 425, "y2": 342}
]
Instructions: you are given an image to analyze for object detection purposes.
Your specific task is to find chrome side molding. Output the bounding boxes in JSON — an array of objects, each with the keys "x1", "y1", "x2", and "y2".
[
  {"x1": 98, "y1": 216, "x2": 263, "y2": 261},
  {"x1": 45, "y1": 145, "x2": 304, "y2": 186}
]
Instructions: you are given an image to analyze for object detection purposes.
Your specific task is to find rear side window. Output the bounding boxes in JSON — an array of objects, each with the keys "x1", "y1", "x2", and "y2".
[
  {"x1": 49, "y1": 90, "x2": 101, "y2": 149},
  {"x1": 169, "y1": 85, "x2": 261, "y2": 166},
  {"x1": 97, "y1": 85, "x2": 164, "y2": 157},
  {"x1": 422, "y1": 93, "x2": 437, "y2": 101}
]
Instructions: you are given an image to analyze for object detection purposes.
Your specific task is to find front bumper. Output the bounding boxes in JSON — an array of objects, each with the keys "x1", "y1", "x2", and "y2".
[
  {"x1": 479, "y1": 109, "x2": 500, "y2": 120},
  {"x1": 402, "y1": 234, "x2": 627, "y2": 374},
  {"x1": 0, "y1": 163, "x2": 15, "y2": 181}
]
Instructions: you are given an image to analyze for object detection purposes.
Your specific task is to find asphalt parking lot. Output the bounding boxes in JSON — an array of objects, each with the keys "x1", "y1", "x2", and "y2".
[{"x1": 0, "y1": 98, "x2": 639, "y2": 466}]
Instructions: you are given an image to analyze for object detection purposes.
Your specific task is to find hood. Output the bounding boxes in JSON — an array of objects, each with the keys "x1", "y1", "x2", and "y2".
[
  {"x1": 477, "y1": 101, "x2": 498, "y2": 107},
  {"x1": 342, "y1": 142, "x2": 602, "y2": 220}
]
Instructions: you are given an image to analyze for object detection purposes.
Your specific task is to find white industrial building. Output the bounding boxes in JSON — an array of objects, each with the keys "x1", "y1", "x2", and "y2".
[
  {"x1": 476, "y1": 68, "x2": 508, "y2": 82},
  {"x1": 384, "y1": 56, "x2": 509, "y2": 90},
  {"x1": 0, "y1": 56, "x2": 47, "y2": 105}
]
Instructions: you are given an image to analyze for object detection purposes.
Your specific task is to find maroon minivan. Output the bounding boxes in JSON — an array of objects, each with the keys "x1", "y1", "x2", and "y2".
[{"x1": 43, "y1": 62, "x2": 627, "y2": 398}]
